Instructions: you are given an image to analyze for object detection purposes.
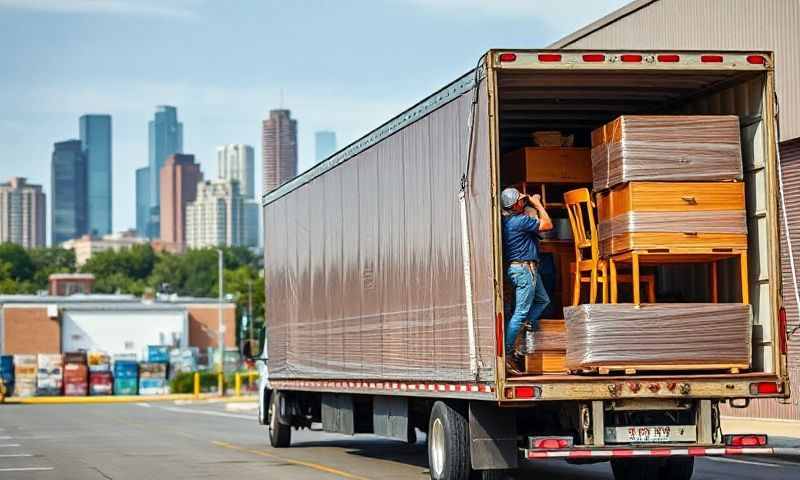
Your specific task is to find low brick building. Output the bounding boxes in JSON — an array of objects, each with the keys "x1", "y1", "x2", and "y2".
[{"x1": 48, "y1": 273, "x2": 95, "y2": 296}]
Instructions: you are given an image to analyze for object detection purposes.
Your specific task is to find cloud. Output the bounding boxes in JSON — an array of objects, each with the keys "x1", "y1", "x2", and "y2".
[{"x1": 0, "y1": 0, "x2": 199, "y2": 19}]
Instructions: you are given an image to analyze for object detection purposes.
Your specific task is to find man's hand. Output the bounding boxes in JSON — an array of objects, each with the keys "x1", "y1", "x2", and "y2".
[{"x1": 528, "y1": 194, "x2": 543, "y2": 207}]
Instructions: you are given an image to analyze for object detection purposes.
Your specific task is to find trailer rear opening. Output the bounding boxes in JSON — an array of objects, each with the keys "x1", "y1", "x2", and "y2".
[{"x1": 254, "y1": 50, "x2": 796, "y2": 480}]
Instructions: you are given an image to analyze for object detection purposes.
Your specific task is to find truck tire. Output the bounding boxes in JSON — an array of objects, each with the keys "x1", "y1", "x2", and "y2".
[
  {"x1": 268, "y1": 390, "x2": 291, "y2": 448},
  {"x1": 428, "y1": 401, "x2": 470, "y2": 480}
]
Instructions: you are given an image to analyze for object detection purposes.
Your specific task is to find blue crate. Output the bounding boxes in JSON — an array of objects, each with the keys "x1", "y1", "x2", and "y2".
[{"x1": 147, "y1": 346, "x2": 170, "y2": 363}]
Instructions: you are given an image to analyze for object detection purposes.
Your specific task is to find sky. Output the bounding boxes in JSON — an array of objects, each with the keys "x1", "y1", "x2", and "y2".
[{"x1": 0, "y1": 0, "x2": 629, "y2": 235}]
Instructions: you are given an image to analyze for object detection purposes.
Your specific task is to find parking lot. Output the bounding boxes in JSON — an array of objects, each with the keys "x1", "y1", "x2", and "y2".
[{"x1": 0, "y1": 401, "x2": 797, "y2": 479}]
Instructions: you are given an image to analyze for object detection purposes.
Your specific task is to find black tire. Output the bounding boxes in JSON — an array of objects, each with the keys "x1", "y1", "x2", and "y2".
[
  {"x1": 659, "y1": 457, "x2": 694, "y2": 480},
  {"x1": 268, "y1": 390, "x2": 291, "y2": 448},
  {"x1": 428, "y1": 401, "x2": 470, "y2": 480},
  {"x1": 611, "y1": 458, "x2": 660, "y2": 480},
  {"x1": 471, "y1": 468, "x2": 513, "y2": 480}
]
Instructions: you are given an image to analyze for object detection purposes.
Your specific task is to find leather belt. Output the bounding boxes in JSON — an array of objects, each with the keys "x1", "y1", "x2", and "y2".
[{"x1": 509, "y1": 260, "x2": 537, "y2": 266}]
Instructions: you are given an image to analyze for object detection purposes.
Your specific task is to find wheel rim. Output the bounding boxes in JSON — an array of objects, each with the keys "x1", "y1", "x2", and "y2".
[
  {"x1": 269, "y1": 396, "x2": 277, "y2": 433},
  {"x1": 430, "y1": 418, "x2": 445, "y2": 478}
]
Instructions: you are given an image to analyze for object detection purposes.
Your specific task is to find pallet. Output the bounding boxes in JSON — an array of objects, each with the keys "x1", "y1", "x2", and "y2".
[{"x1": 576, "y1": 363, "x2": 748, "y2": 376}]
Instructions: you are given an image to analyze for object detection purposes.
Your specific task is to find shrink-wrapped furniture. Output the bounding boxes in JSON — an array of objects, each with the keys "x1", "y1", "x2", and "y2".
[
  {"x1": 591, "y1": 115, "x2": 743, "y2": 191},
  {"x1": 525, "y1": 320, "x2": 568, "y2": 374},
  {"x1": 564, "y1": 303, "x2": 751, "y2": 373}
]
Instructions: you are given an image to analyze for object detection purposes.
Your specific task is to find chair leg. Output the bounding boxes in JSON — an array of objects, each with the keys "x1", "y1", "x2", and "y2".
[
  {"x1": 710, "y1": 261, "x2": 718, "y2": 303},
  {"x1": 632, "y1": 253, "x2": 641, "y2": 305},
  {"x1": 601, "y1": 263, "x2": 609, "y2": 304},
  {"x1": 572, "y1": 267, "x2": 581, "y2": 306},
  {"x1": 740, "y1": 252, "x2": 750, "y2": 304},
  {"x1": 647, "y1": 276, "x2": 656, "y2": 303},
  {"x1": 609, "y1": 258, "x2": 618, "y2": 304},
  {"x1": 589, "y1": 265, "x2": 598, "y2": 304}
]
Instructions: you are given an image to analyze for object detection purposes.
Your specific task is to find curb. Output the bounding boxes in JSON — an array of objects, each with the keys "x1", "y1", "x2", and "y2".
[{"x1": 2, "y1": 394, "x2": 258, "y2": 405}]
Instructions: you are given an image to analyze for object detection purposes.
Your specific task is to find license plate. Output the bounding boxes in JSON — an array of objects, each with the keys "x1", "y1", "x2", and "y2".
[{"x1": 605, "y1": 425, "x2": 696, "y2": 443}]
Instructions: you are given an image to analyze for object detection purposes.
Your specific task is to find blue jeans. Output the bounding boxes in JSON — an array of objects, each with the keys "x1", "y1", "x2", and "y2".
[{"x1": 505, "y1": 263, "x2": 550, "y2": 355}]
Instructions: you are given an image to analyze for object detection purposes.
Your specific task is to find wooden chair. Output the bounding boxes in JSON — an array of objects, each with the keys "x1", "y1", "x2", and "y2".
[{"x1": 564, "y1": 188, "x2": 656, "y2": 305}]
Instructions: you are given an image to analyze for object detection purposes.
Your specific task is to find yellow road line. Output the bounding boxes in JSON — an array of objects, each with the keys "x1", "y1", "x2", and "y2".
[
  {"x1": 212, "y1": 440, "x2": 371, "y2": 480},
  {"x1": 3, "y1": 394, "x2": 257, "y2": 405}
]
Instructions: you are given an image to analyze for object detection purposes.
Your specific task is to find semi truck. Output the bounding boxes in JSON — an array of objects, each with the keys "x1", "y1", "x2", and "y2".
[{"x1": 247, "y1": 49, "x2": 797, "y2": 480}]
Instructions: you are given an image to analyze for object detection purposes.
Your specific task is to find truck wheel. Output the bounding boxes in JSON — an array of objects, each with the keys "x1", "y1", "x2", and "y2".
[
  {"x1": 659, "y1": 457, "x2": 694, "y2": 480},
  {"x1": 610, "y1": 458, "x2": 659, "y2": 480},
  {"x1": 268, "y1": 390, "x2": 291, "y2": 448},
  {"x1": 428, "y1": 401, "x2": 470, "y2": 480}
]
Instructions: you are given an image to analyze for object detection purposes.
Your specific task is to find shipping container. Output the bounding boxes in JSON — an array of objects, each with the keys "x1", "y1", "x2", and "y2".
[
  {"x1": 36, "y1": 354, "x2": 63, "y2": 396},
  {"x1": 252, "y1": 49, "x2": 798, "y2": 479}
]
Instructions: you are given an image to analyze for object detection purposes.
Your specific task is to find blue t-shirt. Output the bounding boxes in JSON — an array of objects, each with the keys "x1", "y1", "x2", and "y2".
[{"x1": 502, "y1": 213, "x2": 540, "y2": 262}]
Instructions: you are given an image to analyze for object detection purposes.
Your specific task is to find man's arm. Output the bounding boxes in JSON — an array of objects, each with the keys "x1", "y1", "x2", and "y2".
[{"x1": 528, "y1": 194, "x2": 553, "y2": 231}]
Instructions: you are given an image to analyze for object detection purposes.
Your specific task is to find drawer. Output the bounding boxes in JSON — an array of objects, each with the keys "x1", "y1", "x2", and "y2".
[{"x1": 598, "y1": 182, "x2": 744, "y2": 220}]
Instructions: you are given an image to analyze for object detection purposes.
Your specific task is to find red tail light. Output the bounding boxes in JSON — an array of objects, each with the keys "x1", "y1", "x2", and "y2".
[
  {"x1": 750, "y1": 382, "x2": 781, "y2": 395},
  {"x1": 499, "y1": 53, "x2": 517, "y2": 62},
  {"x1": 514, "y1": 386, "x2": 537, "y2": 398},
  {"x1": 582, "y1": 54, "x2": 605, "y2": 62},
  {"x1": 538, "y1": 53, "x2": 562, "y2": 62},
  {"x1": 621, "y1": 54, "x2": 642, "y2": 62},
  {"x1": 533, "y1": 438, "x2": 570, "y2": 449},
  {"x1": 747, "y1": 55, "x2": 766, "y2": 65},
  {"x1": 778, "y1": 306, "x2": 788, "y2": 355},
  {"x1": 701, "y1": 55, "x2": 724, "y2": 63},
  {"x1": 726, "y1": 434, "x2": 767, "y2": 446},
  {"x1": 657, "y1": 54, "x2": 680, "y2": 62}
]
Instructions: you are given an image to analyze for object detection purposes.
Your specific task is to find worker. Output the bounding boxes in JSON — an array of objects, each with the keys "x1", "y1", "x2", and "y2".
[{"x1": 500, "y1": 187, "x2": 553, "y2": 374}]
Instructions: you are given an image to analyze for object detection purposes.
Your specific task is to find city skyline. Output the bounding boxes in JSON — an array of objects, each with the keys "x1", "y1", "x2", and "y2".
[
  {"x1": 79, "y1": 114, "x2": 112, "y2": 237},
  {"x1": 315, "y1": 130, "x2": 337, "y2": 162},
  {"x1": 262, "y1": 109, "x2": 298, "y2": 194}
]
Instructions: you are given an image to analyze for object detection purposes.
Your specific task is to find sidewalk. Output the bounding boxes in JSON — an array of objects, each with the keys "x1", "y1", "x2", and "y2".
[{"x1": 722, "y1": 416, "x2": 800, "y2": 460}]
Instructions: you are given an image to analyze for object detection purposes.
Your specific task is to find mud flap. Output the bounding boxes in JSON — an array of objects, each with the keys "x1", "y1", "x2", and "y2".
[{"x1": 469, "y1": 401, "x2": 518, "y2": 470}]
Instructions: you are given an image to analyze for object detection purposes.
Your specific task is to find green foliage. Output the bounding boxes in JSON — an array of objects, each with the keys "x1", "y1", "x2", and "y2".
[
  {"x1": 169, "y1": 370, "x2": 255, "y2": 394},
  {"x1": 0, "y1": 242, "x2": 37, "y2": 293},
  {"x1": 29, "y1": 247, "x2": 76, "y2": 288}
]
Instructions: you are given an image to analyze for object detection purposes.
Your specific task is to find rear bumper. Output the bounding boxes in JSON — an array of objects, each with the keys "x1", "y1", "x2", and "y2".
[{"x1": 524, "y1": 445, "x2": 800, "y2": 460}]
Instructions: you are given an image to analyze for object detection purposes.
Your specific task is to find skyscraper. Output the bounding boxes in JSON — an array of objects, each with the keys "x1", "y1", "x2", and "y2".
[
  {"x1": 147, "y1": 106, "x2": 183, "y2": 238},
  {"x1": 217, "y1": 144, "x2": 255, "y2": 199},
  {"x1": 262, "y1": 109, "x2": 297, "y2": 193},
  {"x1": 159, "y1": 154, "x2": 202, "y2": 251},
  {"x1": 315, "y1": 130, "x2": 337, "y2": 162},
  {"x1": 0, "y1": 177, "x2": 46, "y2": 248},
  {"x1": 135, "y1": 167, "x2": 149, "y2": 238},
  {"x1": 51, "y1": 140, "x2": 88, "y2": 244},
  {"x1": 185, "y1": 179, "x2": 243, "y2": 248},
  {"x1": 79, "y1": 114, "x2": 112, "y2": 236}
]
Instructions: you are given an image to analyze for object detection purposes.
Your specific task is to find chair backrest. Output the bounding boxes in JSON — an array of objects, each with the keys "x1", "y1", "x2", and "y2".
[{"x1": 563, "y1": 188, "x2": 600, "y2": 263}]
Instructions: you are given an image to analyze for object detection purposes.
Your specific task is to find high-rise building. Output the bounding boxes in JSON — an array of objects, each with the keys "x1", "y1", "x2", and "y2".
[
  {"x1": 0, "y1": 177, "x2": 46, "y2": 248},
  {"x1": 185, "y1": 179, "x2": 243, "y2": 249},
  {"x1": 262, "y1": 109, "x2": 297, "y2": 193},
  {"x1": 79, "y1": 114, "x2": 112, "y2": 236},
  {"x1": 159, "y1": 154, "x2": 202, "y2": 251},
  {"x1": 51, "y1": 140, "x2": 88, "y2": 245},
  {"x1": 217, "y1": 144, "x2": 255, "y2": 199},
  {"x1": 135, "y1": 167, "x2": 149, "y2": 237},
  {"x1": 242, "y1": 200, "x2": 259, "y2": 248},
  {"x1": 147, "y1": 106, "x2": 183, "y2": 237},
  {"x1": 315, "y1": 130, "x2": 337, "y2": 162}
]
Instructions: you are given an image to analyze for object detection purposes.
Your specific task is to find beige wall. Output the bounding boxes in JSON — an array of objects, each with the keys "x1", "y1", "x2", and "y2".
[{"x1": 2, "y1": 306, "x2": 60, "y2": 354}]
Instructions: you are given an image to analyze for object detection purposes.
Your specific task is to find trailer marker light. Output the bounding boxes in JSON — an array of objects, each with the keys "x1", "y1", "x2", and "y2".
[
  {"x1": 621, "y1": 54, "x2": 642, "y2": 62},
  {"x1": 499, "y1": 53, "x2": 517, "y2": 63},
  {"x1": 657, "y1": 54, "x2": 680, "y2": 62},
  {"x1": 746, "y1": 55, "x2": 766, "y2": 65},
  {"x1": 514, "y1": 386, "x2": 539, "y2": 398},
  {"x1": 531, "y1": 437, "x2": 572, "y2": 449},
  {"x1": 538, "y1": 53, "x2": 562, "y2": 62},
  {"x1": 582, "y1": 54, "x2": 605, "y2": 62},
  {"x1": 701, "y1": 55, "x2": 724, "y2": 63},
  {"x1": 725, "y1": 434, "x2": 767, "y2": 446},
  {"x1": 778, "y1": 307, "x2": 788, "y2": 355},
  {"x1": 749, "y1": 382, "x2": 781, "y2": 395}
]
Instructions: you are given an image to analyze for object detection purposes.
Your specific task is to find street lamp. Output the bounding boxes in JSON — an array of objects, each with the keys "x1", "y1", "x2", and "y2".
[{"x1": 216, "y1": 248, "x2": 225, "y2": 373}]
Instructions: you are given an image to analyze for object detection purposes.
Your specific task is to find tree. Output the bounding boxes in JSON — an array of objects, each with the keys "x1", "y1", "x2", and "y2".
[
  {"x1": 0, "y1": 242, "x2": 35, "y2": 281},
  {"x1": 81, "y1": 244, "x2": 156, "y2": 293},
  {"x1": 29, "y1": 247, "x2": 76, "y2": 290}
]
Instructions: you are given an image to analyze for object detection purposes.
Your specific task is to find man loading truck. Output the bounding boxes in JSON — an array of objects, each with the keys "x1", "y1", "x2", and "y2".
[{"x1": 501, "y1": 187, "x2": 552, "y2": 374}]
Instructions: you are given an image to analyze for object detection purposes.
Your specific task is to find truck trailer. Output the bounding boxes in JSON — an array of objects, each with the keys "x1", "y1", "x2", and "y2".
[{"x1": 251, "y1": 49, "x2": 796, "y2": 480}]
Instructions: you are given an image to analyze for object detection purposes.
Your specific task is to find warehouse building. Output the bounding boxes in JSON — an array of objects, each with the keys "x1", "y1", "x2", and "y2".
[
  {"x1": 0, "y1": 294, "x2": 236, "y2": 358},
  {"x1": 550, "y1": 0, "x2": 799, "y2": 420}
]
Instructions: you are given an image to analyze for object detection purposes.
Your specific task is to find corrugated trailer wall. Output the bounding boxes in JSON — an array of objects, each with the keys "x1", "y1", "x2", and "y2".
[{"x1": 264, "y1": 78, "x2": 497, "y2": 383}]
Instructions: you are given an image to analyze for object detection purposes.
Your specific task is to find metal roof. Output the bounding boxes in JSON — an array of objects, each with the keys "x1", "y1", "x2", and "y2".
[{"x1": 0, "y1": 294, "x2": 234, "y2": 307}]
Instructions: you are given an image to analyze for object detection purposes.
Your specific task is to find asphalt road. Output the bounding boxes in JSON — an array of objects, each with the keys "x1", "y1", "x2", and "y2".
[{"x1": 0, "y1": 401, "x2": 798, "y2": 479}]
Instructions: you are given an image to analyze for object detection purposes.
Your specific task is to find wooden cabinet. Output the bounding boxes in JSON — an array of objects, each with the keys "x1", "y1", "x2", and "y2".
[
  {"x1": 524, "y1": 320, "x2": 567, "y2": 374},
  {"x1": 502, "y1": 147, "x2": 592, "y2": 185}
]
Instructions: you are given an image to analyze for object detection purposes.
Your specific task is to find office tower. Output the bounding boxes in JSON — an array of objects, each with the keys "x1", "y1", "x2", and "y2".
[
  {"x1": 79, "y1": 114, "x2": 112, "y2": 236},
  {"x1": 262, "y1": 109, "x2": 297, "y2": 193},
  {"x1": 315, "y1": 130, "x2": 337, "y2": 162},
  {"x1": 242, "y1": 200, "x2": 259, "y2": 247},
  {"x1": 51, "y1": 140, "x2": 88, "y2": 245},
  {"x1": 147, "y1": 106, "x2": 183, "y2": 237},
  {"x1": 159, "y1": 154, "x2": 202, "y2": 250},
  {"x1": 185, "y1": 179, "x2": 243, "y2": 248},
  {"x1": 135, "y1": 167, "x2": 149, "y2": 237},
  {"x1": 0, "y1": 177, "x2": 46, "y2": 248},
  {"x1": 217, "y1": 144, "x2": 255, "y2": 199}
]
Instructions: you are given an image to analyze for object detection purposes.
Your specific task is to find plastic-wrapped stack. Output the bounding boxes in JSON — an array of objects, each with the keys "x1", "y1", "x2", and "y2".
[
  {"x1": 0, "y1": 355, "x2": 14, "y2": 396},
  {"x1": 113, "y1": 360, "x2": 139, "y2": 395},
  {"x1": 139, "y1": 363, "x2": 168, "y2": 395},
  {"x1": 36, "y1": 354, "x2": 64, "y2": 396},
  {"x1": 88, "y1": 351, "x2": 111, "y2": 372},
  {"x1": 63, "y1": 352, "x2": 88, "y2": 396},
  {"x1": 168, "y1": 348, "x2": 198, "y2": 379},
  {"x1": 564, "y1": 303, "x2": 752, "y2": 371},
  {"x1": 147, "y1": 345, "x2": 170, "y2": 364},
  {"x1": 87, "y1": 351, "x2": 112, "y2": 395},
  {"x1": 12, "y1": 355, "x2": 36, "y2": 397}
]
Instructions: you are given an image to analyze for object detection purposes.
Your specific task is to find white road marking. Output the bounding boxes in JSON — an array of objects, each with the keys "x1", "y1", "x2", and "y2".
[
  {"x1": 0, "y1": 454, "x2": 33, "y2": 457},
  {"x1": 0, "y1": 444, "x2": 21, "y2": 448},
  {"x1": 705, "y1": 456, "x2": 781, "y2": 468},
  {"x1": 0, "y1": 436, "x2": 11, "y2": 439},
  {"x1": 0, "y1": 467, "x2": 54, "y2": 472},
  {"x1": 136, "y1": 402, "x2": 151, "y2": 408},
  {"x1": 146, "y1": 404, "x2": 253, "y2": 420}
]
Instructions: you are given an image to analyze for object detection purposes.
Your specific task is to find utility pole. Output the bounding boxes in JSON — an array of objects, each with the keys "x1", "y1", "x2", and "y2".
[
  {"x1": 248, "y1": 279, "x2": 254, "y2": 341},
  {"x1": 217, "y1": 248, "x2": 225, "y2": 373}
]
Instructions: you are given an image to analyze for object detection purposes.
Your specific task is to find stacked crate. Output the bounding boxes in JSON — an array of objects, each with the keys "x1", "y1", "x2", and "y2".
[
  {"x1": 0, "y1": 355, "x2": 14, "y2": 397},
  {"x1": 88, "y1": 352, "x2": 112, "y2": 395},
  {"x1": 13, "y1": 355, "x2": 36, "y2": 397},
  {"x1": 63, "y1": 352, "x2": 88, "y2": 396},
  {"x1": 36, "y1": 354, "x2": 63, "y2": 396},
  {"x1": 168, "y1": 347, "x2": 198, "y2": 380},
  {"x1": 113, "y1": 360, "x2": 139, "y2": 395},
  {"x1": 138, "y1": 363, "x2": 168, "y2": 395}
]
